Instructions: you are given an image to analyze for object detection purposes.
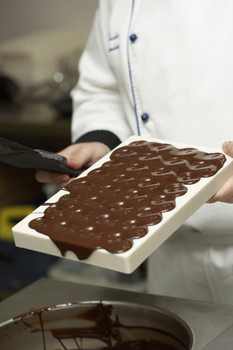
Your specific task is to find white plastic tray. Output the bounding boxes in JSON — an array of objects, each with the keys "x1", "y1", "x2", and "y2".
[{"x1": 12, "y1": 136, "x2": 233, "y2": 273}]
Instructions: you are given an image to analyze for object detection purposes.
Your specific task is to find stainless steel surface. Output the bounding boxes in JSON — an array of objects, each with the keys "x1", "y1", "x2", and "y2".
[
  {"x1": 202, "y1": 324, "x2": 233, "y2": 349},
  {"x1": 0, "y1": 301, "x2": 192, "y2": 349},
  {"x1": 0, "y1": 278, "x2": 233, "y2": 349}
]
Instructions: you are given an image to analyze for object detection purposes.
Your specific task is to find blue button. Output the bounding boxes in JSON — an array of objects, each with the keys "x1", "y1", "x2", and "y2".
[
  {"x1": 129, "y1": 33, "x2": 138, "y2": 42},
  {"x1": 141, "y1": 113, "x2": 149, "y2": 122}
]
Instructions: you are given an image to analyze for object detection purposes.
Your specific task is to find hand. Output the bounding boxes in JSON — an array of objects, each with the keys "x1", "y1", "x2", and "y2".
[
  {"x1": 208, "y1": 141, "x2": 233, "y2": 203},
  {"x1": 35, "y1": 142, "x2": 110, "y2": 189}
]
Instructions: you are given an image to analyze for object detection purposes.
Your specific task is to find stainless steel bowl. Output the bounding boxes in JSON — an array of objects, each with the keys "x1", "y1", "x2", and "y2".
[{"x1": 0, "y1": 301, "x2": 193, "y2": 350}]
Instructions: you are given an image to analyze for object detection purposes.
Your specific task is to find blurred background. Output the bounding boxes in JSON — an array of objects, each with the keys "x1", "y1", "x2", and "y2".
[
  {"x1": 0, "y1": 0, "x2": 98, "y2": 43},
  {"x1": 0, "y1": 0, "x2": 146, "y2": 300},
  {"x1": 0, "y1": 0, "x2": 98, "y2": 148}
]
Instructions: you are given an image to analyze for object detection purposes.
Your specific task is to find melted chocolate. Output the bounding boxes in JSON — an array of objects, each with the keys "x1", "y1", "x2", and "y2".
[
  {"x1": 14, "y1": 302, "x2": 189, "y2": 350},
  {"x1": 29, "y1": 141, "x2": 226, "y2": 260}
]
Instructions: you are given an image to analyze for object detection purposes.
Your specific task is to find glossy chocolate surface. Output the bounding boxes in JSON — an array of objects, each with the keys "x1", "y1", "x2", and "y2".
[{"x1": 29, "y1": 141, "x2": 226, "y2": 260}]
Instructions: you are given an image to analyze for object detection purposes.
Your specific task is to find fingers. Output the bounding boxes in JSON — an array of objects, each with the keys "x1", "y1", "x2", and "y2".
[
  {"x1": 58, "y1": 142, "x2": 108, "y2": 169},
  {"x1": 34, "y1": 142, "x2": 110, "y2": 188},
  {"x1": 66, "y1": 157, "x2": 82, "y2": 170},
  {"x1": 208, "y1": 174, "x2": 233, "y2": 203},
  {"x1": 35, "y1": 169, "x2": 71, "y2": 189},
  {"x1": 63, "y1": 142, "x2": 110, "y2": 169},
  {"x1": 208, "y1": 142, "x2": 233, "y2": 203},
  {"x1": 222, "y1": 141, "x2": 233, "y2": 157}
]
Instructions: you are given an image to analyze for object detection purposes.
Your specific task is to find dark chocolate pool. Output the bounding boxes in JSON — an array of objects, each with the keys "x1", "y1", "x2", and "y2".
[{"x1": 0, "y1": 301, "x2": 193, "y2": 350}]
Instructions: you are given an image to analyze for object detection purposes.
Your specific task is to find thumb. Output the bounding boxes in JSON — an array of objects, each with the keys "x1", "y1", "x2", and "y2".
[
  {"x1": 222, "y1": 141, "x2": 233, "y2": 157},
  {"x1": 66, "y1": 157, "x2": 82, "y2": 170}
]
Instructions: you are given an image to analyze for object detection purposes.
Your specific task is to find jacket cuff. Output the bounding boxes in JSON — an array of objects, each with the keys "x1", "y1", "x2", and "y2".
[{"x1": 73, "y1": 130, "x2": 122, "y2": 150}]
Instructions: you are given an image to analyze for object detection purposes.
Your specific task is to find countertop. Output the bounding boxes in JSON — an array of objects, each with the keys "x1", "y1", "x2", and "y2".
[{"x1": 0, "y1": 278, "x2": 233, "y2": 349}]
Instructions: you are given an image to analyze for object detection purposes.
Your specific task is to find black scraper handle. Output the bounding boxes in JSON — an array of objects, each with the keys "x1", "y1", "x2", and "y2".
[{"x1": 0, "y1": 137, "x2": 82, "y2": 177}]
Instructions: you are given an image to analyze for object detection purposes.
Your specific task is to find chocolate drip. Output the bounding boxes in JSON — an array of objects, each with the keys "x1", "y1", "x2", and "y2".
[{"x1": 29, "y1": 141, "x2": 226, "y2": 260}]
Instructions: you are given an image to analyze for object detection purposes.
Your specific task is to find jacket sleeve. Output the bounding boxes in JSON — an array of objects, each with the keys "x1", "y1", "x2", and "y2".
[
  {"x1": 74, "y1": 130, "x2": 121, "y2": 150},
  {"x1": 70, "y1": 0, "x2": 131, "y2": 146}
]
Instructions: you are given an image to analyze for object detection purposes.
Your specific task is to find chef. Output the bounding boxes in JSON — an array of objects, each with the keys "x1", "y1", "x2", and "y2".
[{"x1": 36, "y1": 0, "x2": 233, "y2": 304}]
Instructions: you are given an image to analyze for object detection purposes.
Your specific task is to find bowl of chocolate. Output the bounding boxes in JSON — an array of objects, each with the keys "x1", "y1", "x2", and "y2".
[{"x1": 0, "y1": 300, "x2": 193, "y2": 350}]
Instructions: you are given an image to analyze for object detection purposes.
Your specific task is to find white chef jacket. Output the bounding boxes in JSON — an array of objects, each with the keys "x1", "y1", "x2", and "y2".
[{"x1": 71, "y1": 0, "x2": 233, "y2": 303}]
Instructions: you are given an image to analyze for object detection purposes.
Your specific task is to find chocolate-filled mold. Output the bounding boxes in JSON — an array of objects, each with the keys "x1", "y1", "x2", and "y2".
[{"x1": 12, "y1": 136, "x2": 233, "y2": 273}]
